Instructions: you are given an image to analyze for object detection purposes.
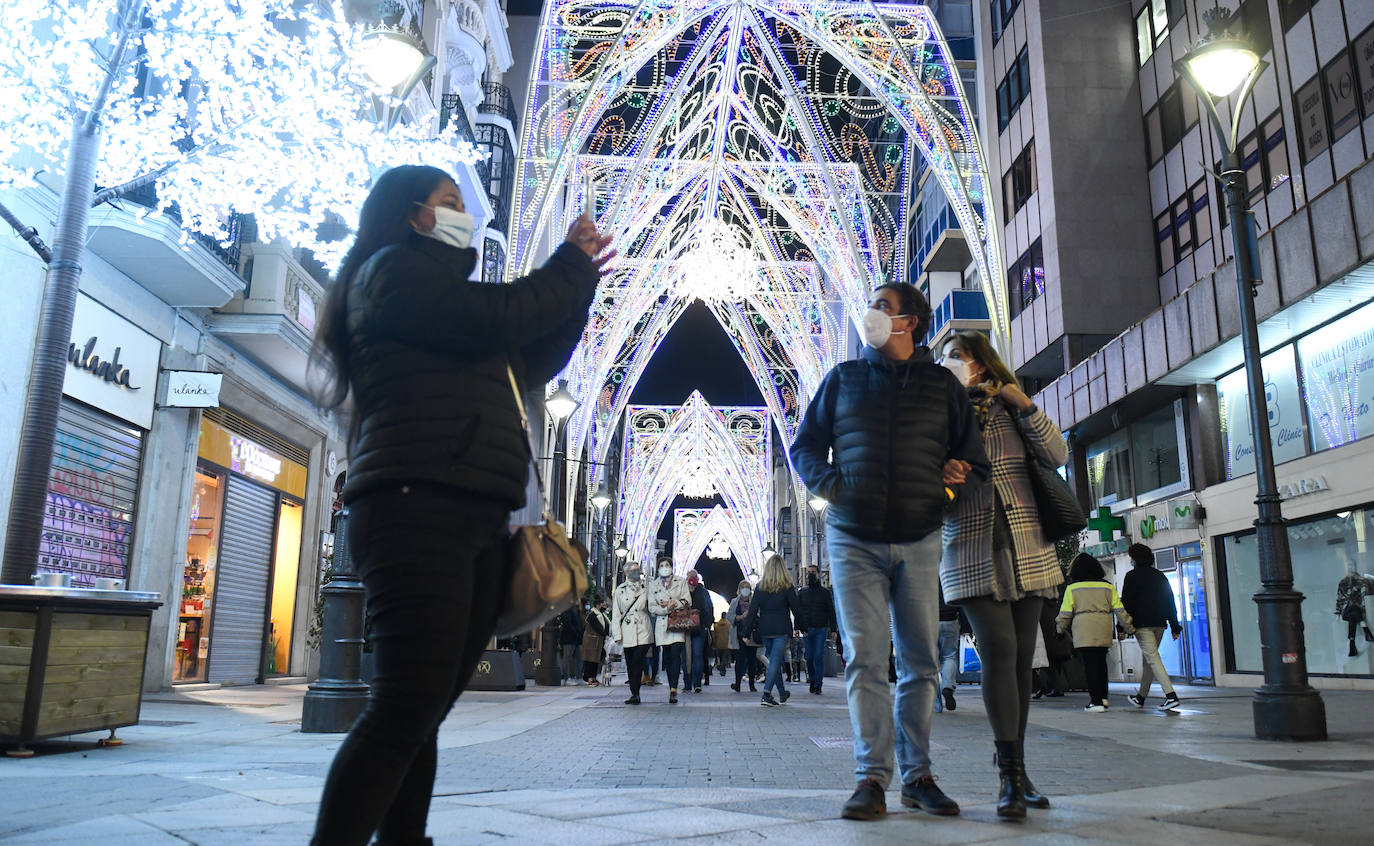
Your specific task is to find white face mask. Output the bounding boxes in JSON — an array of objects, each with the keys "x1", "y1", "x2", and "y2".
[
  {"x1": 862, "y1": 307, "x2": 908, "y2": 348},
  {"x1": 942, "y1": 357, "x2": 972, "y2": 386},
  {"x1": 416, "y1": 204, "x2": 475, "y2": 250},
  {"x1": 740, "y1": 588, "x2": 751, "y2": 598},
  {"x1": 657, "y1": 567, "x2": 672, "y2": 578}
]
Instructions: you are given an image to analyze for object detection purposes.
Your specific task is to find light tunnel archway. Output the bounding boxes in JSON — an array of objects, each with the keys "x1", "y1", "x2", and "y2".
[{"x1": 511, "y1": 0, "x2": 1005, "y2": 513}]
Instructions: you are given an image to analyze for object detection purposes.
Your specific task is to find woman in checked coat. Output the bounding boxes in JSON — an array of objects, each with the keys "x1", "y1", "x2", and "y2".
[{"x1": 937, "y1": 330, "x2": 1069, "y2": 820}]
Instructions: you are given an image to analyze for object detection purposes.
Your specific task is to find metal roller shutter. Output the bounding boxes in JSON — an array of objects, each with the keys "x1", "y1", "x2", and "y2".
[
  {"x1": 208, "y1": 475, "x2": 277, "y2": 684},
  {"x1": 40, "y1": 399, "x2": 143, "y2": 585}
]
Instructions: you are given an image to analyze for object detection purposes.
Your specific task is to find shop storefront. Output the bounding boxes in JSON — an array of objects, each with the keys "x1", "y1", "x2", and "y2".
[
  {"x1": 1204, "y1": 297, "x2": 1374, "y2": 686},
  {"x1": 176, "y1": 408, "x2": 308, "y2": 685},
  {"x1": 38, "y1": 294, "x2": 161, "y2": 588}
]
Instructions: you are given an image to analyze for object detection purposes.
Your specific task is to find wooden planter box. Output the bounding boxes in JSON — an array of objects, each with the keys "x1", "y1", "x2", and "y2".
[{"x1": 0, "y1": 586, "x2": 162, "y2": 755}]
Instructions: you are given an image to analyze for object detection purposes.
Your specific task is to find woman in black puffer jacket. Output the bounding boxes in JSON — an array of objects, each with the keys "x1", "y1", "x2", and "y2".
[{"x1": 309, "y1": 166, "x2": 614, "y2": 846}]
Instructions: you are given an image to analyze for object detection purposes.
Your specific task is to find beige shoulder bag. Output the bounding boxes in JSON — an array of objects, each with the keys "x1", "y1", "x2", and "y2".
[{"x1": 492, "y1": 365, "x2": 589, "y2": 638}]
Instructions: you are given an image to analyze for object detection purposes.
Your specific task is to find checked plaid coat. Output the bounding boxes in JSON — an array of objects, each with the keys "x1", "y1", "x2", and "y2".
[{"x1": 940, "y1": 398, "x2": 1070, "y2": 603}]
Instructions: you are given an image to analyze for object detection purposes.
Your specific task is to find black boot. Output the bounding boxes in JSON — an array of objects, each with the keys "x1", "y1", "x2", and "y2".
[
  {"x1": 1019, "y1": 739, "x2": 1049, "y2": 809},
  {"x1": 994, "y1": 740, "x2": 1026, "y2": 819}
]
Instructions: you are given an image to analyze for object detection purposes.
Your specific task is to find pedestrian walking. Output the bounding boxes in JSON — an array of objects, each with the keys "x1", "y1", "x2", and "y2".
[
  {"x1": 558, "y1": 605, "x2": 584, "y2": 685},
  {"x1": 798, "y1": 565, "x2": 837, "y2": 694},
  {"x1": 1032, "y1": 591, "x2": 1070, "y2": 699},
  {"x1": 728, "y1": 580, "x2": 760, "y2": 692},
  {"x1": 1121, "y1": 544, "x2": 1183, "y2": 710},
  {"x1": 1057, "y1": 553, "x2": 1134, "y2": 713},
  {"x1": 713, "y1": 611, "x2": 732, "y2": 676},
  {"x1": 936, "y1": 330, "x2": 1070, "y2": 818},
  {"x1": 685, "y1": 570, "x2": 712, "y2": 693},
  {"x1": 745, "y1": 554, "x2": 801, "y2": 707},
  {"x1": 307, "y1": 165, "x2": 613, "y2": 846},
  {"x1": 648, "y1": 558, "x2": 690, "y2": 704},
  {"x1": 933, "y1": 590, "x2": 959, "y2": 713},
  {"x1": 791, "y1": 281, "x2": 990, "y2": 821},
  {"x1": 611, "y1": 562, "x2": 655, "y2": 705},
  {"x1": 582, "y1": 597, "x2": 610, "y2": 685}
]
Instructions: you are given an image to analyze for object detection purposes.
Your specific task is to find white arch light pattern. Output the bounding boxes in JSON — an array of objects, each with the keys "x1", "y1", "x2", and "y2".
[
  {"x1": 512, "y1": 0, "x2": 1007, "y2": 498},
  {"x1": 618, "y1": 393, "x2": 771, "y2": 568},
  {"x1": 673, "y1": 507, "x2": 758, "y2": 576}
]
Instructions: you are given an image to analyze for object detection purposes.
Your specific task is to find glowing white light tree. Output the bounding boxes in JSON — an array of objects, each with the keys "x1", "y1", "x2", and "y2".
[
  {"x1": 0, "y1": 0, "x2": 485, "y2": 265},
  {"x1": 618, "y1": 394, "x2": 771, "y2": 569},
  {"x1": 512, "y1": 1, "x2": 1003, "y2": 506}
]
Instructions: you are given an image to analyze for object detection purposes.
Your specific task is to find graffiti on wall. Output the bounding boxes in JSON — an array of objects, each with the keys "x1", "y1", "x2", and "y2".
[{"x1": 38, "y1": 428, "x2": 134, "y2": 585}]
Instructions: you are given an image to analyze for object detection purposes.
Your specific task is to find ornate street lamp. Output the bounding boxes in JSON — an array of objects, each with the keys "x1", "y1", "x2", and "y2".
[
  {"x1": 1175, "y1": 7, "x2": 1325, "y2": 741},
  {"x1": 358, "y1": 2, "x2": 436, "y2": 131},
  {"x1": 546, "y1": 379, "x2": 580, "y2": 422},
  {"x1": 591, "y1": 485, "x2": 612, "y2": 511},
  {"x1": 808, "y1": 495, "x2": 828, "y2": 512}
]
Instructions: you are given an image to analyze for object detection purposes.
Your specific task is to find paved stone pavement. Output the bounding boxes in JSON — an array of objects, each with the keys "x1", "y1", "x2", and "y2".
[{"x1": 1, "y1": 672, "x2": 1372, "y2": 845}]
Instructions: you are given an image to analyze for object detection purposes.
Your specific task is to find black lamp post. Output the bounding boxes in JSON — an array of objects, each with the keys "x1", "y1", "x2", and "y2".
[
  {"x1": 1175, "y1": 8, "x2": 1325, "y2": 741},
  {"x1": 536, "y1": 381, "x2": 579, "y2": 686},
  {"x1": 302, "y1": 510, "x2": 370, "y2": 732}
]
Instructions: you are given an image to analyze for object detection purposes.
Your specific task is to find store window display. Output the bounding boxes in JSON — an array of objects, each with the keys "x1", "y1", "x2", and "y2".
[{"x1": 1223, "y1": 507, "x2": 1374, "y2": 676}]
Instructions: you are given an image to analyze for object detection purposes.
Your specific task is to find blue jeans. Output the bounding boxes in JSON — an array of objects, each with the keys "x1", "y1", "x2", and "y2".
[
  {"x1": 804, "y1": 627, "x2": 829, "y2": 688},
  {"x1": 828, "y1": 525, "x2": 941, "y2": 788},
  {"x1": 761, "y1": 636, "x2": 789, "y2": 697},
  {"x1": 934, "y1": 620, "x2": 960, "y2": 711},
  {"x1": 688, "y1": 631, "x2": 707, "y2": 689}
]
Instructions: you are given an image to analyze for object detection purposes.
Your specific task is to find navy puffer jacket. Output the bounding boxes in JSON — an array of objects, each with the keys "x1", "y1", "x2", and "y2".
[{"x1": 790, "y1": 345, "x2": 990, "y2": 543}]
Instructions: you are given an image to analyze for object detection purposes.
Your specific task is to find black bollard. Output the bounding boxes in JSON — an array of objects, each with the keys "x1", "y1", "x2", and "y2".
[{"x1": 301, "y1": 510, "x2": 370, "y2": 732}]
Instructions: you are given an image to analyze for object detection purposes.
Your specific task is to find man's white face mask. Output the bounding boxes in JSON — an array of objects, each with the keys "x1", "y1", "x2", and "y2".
[{"x1": 862, "y1": 307, "x2": 909, "y2": 348}]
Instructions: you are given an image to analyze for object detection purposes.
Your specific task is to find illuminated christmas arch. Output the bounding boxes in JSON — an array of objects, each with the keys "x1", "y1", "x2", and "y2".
[
  {"x1": 513, "y1": 0, "x2": 1006, "y2": 497},
  {"x1": 618, "y1": 393, "x2": 771, "y2": 567},
  {"x1": 673, "y1": 506, "x2": 759, "y2": 576}
]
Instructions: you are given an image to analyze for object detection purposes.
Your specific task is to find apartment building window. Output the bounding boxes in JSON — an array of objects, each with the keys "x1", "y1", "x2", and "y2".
[
  {"x1": 1085, "y1": 399, "x2": 1190, "y2": 507},
  {"x1": 1156, "y1": 180, "x2": 1211, "y2": 273},
  {"x1": 1002, "y1": 140, "x2": 1036, "y2": 219},
  {"x1": 1006, "y1": 238, "x2": 1044, "y2": 318},
  {"x1": 1134, "y1": 0, "x2": 1185, "y2": 64},
  {"x1": 996, "y1": 46, "x2": 1031, "y2": 132},
  {"x1": 1216, "y1": 112, "x2": 1289, "y2": 228},
  {"x1": 991, "y1": 0, "x2": 1022, "y2": 45},
  {"x1": 1237, "y1": 0, "x2": 1272, "y2": 57},
  {"x1": 1278, "y1": 0, "x2": 1313, "y2": 33},
  {"x1": 1143, "y1": 81, "x2": 1199, "y2": 164}
]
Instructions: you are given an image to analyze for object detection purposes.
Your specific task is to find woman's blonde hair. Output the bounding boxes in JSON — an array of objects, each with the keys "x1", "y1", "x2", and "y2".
[
  {"x1": 757, "y1": 554, "x2": 794, "y2": 593},
  {"x1": 948, "y1": 330, "x2": 1019, "y2": 388}
]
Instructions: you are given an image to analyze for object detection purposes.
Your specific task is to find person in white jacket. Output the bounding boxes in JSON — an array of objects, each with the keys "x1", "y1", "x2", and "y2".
[
  {"x1": 610, "y1": 562, "x2": 654, "y2": 705},
  {"x1": 648, "y1": 557, "x2": 691, "y2": 704}
]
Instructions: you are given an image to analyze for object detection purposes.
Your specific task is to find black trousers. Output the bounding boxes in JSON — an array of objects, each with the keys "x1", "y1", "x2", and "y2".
[
  {"x1": 734, "y1": 645, "x2": 759, "y2": 683},
  {"x1": 1078, "y1": 646, "x2": 1110, "y2": 706},
  {"x1": 624, "y1": 645, "x2": 650, "y2": 697},
  {"x1": 962, "y1": 596, "x2": 1043, "y2": 742},
  {"x1": 662, "y1": 641, "x2": 684, "y2": 689},
  {"x1": 312, "y1": 488, "x2": 509, "y2": 846}
]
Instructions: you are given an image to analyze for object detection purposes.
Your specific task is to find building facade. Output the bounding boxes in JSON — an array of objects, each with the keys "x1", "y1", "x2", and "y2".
[
  {"x1": 972, "y1": 0, "x2": 1374, "y2": 690},
  {"x1": 0, "y1": 0, "x2": 516, "y2": 691}
]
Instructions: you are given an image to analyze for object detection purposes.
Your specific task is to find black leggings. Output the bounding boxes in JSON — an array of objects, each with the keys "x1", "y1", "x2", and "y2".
[
  {"x1": 312, "y1": 488, "x2": 510, "y2": 846},
  {"x1": 1079, "y1": 646, "x2": 1110, "y2": 706},
  {"x1": 734, "y1": 645, "x2": 759, "y2": 683},
  {"x1": 624, "y1": 645, "x2": 650, "y2": 697},
  {"x1": 662, "y1": 641, "x2": 684, "y2": 690},
  {"x1": 961, "y1": 596, "x2": 1043, "y2": 742}
]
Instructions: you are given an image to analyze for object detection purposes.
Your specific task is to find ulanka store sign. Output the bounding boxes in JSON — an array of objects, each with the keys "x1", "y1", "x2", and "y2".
[{"x1": 63, "y1": 293, "x2": 162, "y2": 429}]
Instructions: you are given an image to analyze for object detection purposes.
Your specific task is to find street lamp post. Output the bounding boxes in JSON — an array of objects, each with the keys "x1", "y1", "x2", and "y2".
[
  {"x1": 1175, "y1": 8, "x2": 1325, "y2": 741},
  {"x1": 536, "y1": 381, "x2": 579, "y2": 687},
  {"x1": 357, "y1": 1, "x2": 436, "y2": 132}
]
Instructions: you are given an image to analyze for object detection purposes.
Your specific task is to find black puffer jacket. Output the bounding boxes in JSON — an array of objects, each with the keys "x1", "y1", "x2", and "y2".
[
  {"x1": 791, "y1": 345, "x2": 990, "y2": 543},
  {"x1": 342, "y1": 234, "x2": 597, "y2": 506},
  {"x1": 797, "y1": 583, "x2": 836, "y2": 631}
]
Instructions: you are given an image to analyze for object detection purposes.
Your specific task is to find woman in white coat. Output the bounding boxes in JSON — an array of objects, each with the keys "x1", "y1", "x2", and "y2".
[
  {"x1": 647, "y1": 557, "x2": 691, "y2": 703},
  {"x1": 610, "y1": 562, "x2": 654, "y2": 705}
]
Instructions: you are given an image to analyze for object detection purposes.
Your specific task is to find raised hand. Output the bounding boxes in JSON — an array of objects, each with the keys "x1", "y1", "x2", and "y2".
[{"x1": 564, "y1": 214, "x2": 616, "y2": 274}]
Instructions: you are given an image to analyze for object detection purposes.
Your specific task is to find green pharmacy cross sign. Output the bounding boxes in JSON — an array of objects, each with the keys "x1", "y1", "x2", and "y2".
[{"x1": 1087, "y1": 507, "x2": 1127, "y2": 543}]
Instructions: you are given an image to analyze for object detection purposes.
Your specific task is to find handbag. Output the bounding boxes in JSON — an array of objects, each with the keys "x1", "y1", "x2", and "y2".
[
  {"x1": 667, "y1": 607, "x2": 700, "y2": 633},
  {"x1": 492, "y1": 366, "x2": 589, "y2": 638},
  {"x1": 1011, "y1": 408, "x2": 1086, "y2": 542}
]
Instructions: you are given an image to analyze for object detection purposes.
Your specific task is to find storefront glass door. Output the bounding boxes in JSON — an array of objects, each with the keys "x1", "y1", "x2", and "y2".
[
  {"x1": 1159, "y1": 558, "x2": 1212, "y2": 683},
  {"x1": 177, "y1": 468, "x2": 223, "y2": 682},
  {"x1": 267, "y1": 499, "x2": 302, "y2": 675}
]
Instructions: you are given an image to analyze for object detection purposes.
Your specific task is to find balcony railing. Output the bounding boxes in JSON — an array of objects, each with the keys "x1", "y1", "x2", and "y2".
[
  {"x1": 107, "y1": 182, "x2": 251, "y2": 276},
  {"x1": 924, "y1": 288, "x2": 991, "y2": 346},
  {"x1": 486, "y1": 190, "x2": 509, "y2": 235},
  {"x1": 478, "y1": 82, "x2": 518, "y2": 133},
  {"x1": 439, "y1": 93, "x2": 477, "y2": 146}
]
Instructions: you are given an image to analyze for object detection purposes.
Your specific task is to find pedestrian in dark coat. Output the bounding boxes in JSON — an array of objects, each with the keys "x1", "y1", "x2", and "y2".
[
  {"x1": 309, "y1": 165, "x2": 614, "y2": 846},
  {"x1": 745, "y1": 555, "x2": 801, "y2": 707}
]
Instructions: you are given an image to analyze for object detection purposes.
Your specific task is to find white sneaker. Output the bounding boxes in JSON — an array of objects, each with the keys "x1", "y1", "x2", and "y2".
[{"x1": 1083, "y1": 703, "x2": 1107, "y2": 713}]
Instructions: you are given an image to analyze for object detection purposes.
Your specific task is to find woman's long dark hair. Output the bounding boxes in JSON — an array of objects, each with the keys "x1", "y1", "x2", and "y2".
[
  {"x1": 1067, "y1": 552, "x2": 1106, "y2": 583},
  {"x1": 309, "y1": 165, "x2": 454, "y2": 411}
]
